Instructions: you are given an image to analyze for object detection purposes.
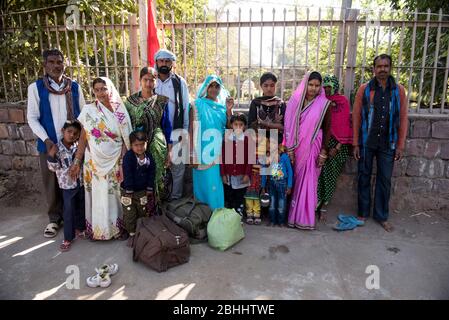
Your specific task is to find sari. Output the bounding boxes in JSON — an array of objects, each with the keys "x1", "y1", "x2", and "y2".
[
  {"x1": 124, "y1": 92, "x2": 171, "y2": 202},
  {"x1": 192, "y1": 75, "x2": 228, "y2": 210},
  {"x1": 78, "y1": 77, "x2": 132, "y2": 240},
  {"x1": 284, "y1": 72, "x2": 331, "y2": 230}
]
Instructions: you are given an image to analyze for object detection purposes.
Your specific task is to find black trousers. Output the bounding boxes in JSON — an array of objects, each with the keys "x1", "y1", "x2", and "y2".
[
  {"x1": 224, "y1": 184, "x2": 247, "y2": 215},
  {"x1": 62, "y1": 186, "x2": 86, "y2": 241}
]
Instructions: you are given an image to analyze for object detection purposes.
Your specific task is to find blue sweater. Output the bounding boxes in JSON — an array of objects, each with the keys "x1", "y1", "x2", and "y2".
[
  {"x1": 261, "y1": 153, "x2": 293, "y2": 188},
  {"x1": 120, "y1": 150, "x2": 155, "y2": 193}
]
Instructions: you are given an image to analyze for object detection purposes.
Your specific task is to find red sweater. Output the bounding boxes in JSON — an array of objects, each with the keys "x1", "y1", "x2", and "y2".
[{"x1": 220, "y1": 134, "x2": 253, "y2": 177}]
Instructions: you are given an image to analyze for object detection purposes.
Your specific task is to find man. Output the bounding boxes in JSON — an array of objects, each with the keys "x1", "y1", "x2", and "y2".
[
  {"x1": 352, "y1": 54, "x2": 408, "y2": 232},
  {"x1": 153, "y1": 49, "x2": 190, "y2": 200},
  {"x1": 27, "y1": 49, "x2": 86, "y2": 238}
]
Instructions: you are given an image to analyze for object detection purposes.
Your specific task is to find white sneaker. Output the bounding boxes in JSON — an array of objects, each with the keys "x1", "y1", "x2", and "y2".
[
  {"x1": 96, "y1": 263, "x2": 119, "y2": 276},
  {"x1": 86, "y1": 271, "x2": 111, "y2": 288}
]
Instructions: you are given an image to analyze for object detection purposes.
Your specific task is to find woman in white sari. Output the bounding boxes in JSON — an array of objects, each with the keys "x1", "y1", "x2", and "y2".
[{"x1": 75, "y1": 77, "x2": 132, "y2": 240}]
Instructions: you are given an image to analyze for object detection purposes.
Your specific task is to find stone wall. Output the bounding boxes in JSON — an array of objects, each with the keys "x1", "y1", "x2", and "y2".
[
  {"x1": 1, "y1": 102, "x2": 448, "y2": 214},
  {"x1": 0, "y1": 103, "x2": 39, "y2": 172},
  {"x1": 332, "y1": 114, "x2": 449, "y2": 215}
]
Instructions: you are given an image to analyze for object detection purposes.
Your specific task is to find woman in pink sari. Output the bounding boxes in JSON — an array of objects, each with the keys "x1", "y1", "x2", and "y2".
[{"x1": 284, "y1": 72, "x2": 332, "y2": 230}]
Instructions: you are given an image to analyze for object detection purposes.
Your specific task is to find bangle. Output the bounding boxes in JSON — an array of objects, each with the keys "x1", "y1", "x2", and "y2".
[{"x1": 319, "y1": 154, "x2": 328, "y2": 159}]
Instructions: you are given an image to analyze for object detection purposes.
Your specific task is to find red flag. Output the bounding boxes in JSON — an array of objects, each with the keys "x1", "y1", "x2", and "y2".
[{"x1": 147, "y1": 0, "x2": 159, "y2": 66}]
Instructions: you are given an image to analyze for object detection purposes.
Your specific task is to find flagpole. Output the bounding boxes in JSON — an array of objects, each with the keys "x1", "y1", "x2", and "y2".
[{"x1": 139, "y1": 0, "x2": 148, "y2": 66}]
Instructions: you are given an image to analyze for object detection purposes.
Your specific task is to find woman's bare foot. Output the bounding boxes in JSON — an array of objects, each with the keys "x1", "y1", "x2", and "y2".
[{"x1": 318, "y1": 210, "x2": 327, "y2": 223}]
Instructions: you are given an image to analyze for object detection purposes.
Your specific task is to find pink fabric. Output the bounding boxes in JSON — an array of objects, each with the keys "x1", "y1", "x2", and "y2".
[
  {"x1": 327, "y1": 94, "x2": 353, "y2": 145},
  {"x1": 283, "y1": 72, "x2": 330, "y2": 229}
]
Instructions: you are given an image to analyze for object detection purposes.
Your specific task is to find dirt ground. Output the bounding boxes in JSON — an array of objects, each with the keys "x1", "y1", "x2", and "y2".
[{"x1": 0, "y1": 171, "x2": 449, "y2": 300}]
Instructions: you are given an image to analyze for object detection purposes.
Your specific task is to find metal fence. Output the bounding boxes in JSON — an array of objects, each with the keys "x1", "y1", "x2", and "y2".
[{"x1": 1, "y1": 5, "x2": 449, "y2": 114}]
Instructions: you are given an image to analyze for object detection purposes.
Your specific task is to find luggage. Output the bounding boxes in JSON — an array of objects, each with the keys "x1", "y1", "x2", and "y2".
[
  {"x1": 207, "y1": 208, "x2": 245, "y2": 251},
  {"x1": 132, "y1": 215, "x2": 190, "y2": 272},
  {"x1": 162, "y1": 198, "x2": 212, "y2": 242}
]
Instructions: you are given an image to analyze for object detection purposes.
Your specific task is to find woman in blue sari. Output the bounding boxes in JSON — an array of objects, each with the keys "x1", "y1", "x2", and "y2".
[{"x1": 190, "y1": 75, "x2": 234, "y2": 210}]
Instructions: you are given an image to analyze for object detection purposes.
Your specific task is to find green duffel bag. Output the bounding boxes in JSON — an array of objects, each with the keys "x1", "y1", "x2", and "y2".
[
  {"x1": 162, "y1": 198, "x2": 212, "y2": 242},
  {"x1": 207, "y1": 208, "x2": 245, "y2": 251}
]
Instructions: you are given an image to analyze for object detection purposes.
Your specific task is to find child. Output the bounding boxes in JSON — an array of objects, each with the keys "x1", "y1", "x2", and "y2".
[
  {"x1": 221, "y1": 113, "x2": 252, "y2": 216},
  {"x1": 247, "y1": 72, "x2": 286, "y2": 145},
  {"x1": 261, "y1": 144, "x2": 293, "y2": 227},
  {"x1": 47, "y1": 120, "x2": 85, "y2": 252},
  {"x1": 244, "y1": 135, "x2": 269, "y2": 225},
  {"x1": 120, "y1": 131, "x2": 155, "y2": 246}
]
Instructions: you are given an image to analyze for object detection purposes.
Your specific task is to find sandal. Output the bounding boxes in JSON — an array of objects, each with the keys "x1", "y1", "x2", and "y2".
[
  {"x1": 44, "y1": 223, "x2": 59, "y2": 238},
  {"x1": 254, "y1": 218, "x2": 261, "y2": 225},
  {"x1": 96, "y1": 263, "x2": 119, "y2": 276},
  {"x1": 60, "y1": 240, "x2": 71, "y2": 252},
  {"x1": 246, "y1": 217, "x2": 254, "y2": 225}
]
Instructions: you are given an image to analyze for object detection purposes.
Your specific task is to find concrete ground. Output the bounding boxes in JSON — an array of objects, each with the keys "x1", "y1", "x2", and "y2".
[{"x1": 1, "y1": 200, "x2": 449, "y2": 300}]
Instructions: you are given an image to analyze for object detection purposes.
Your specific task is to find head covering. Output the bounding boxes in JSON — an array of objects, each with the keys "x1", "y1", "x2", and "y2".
[
  {"x1": 193, "y1": 75, "x2": 229, "y2": 166},
  {"x1": 323, "y1": 74, "x2": 340, "y2": 96},
  {"x1": 321, "y1": 75, "x2": 353, "y2": 144},
  {"x1": 154, "y1": 49, "x2": 176, "y2": 62},
  {"x1": 98, "y1": 77, "x2": 132, "y2": 150},
  {"x1": 196, "y1": 74, "x2": 229, "y2": 106}
]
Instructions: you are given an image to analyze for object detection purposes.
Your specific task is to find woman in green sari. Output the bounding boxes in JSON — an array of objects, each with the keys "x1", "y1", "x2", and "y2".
[{"x1": 124, "y1": 67, "x2": 172, "y2": 203}]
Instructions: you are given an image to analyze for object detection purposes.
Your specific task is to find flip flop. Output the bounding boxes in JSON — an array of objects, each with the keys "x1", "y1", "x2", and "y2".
[
  {"x1": 338, "y1": 214, "x2": 365, "y2": 226},
  {"x1": 333, "y1": 221, "x2": 357, "y2": 231}
]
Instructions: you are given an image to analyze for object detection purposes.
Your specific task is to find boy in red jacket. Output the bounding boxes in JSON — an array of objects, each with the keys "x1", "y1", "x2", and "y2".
[{"x1": 221, "y1": 113, "x2": 253, "y2": 216}]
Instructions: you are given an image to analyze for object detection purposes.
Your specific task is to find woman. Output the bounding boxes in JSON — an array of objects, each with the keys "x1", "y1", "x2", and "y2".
[
  {"x1": 76, "y1": 77, "x2": 132, "y2": 240},
  {"x1": 190, "y1": 75, "x2": 233, "y2": 210},
  {"x1": 124, "y1": 67, "x2": 172, "y2": 203},
  {"x1": 317, "y1": 75, "x2": 353, "y2": 221},
  {"x1": 284, "y1": 71, "x2": 332, "y2": 230}
]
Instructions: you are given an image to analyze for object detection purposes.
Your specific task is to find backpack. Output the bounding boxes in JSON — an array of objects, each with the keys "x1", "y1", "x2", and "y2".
[
  {"x1": 161, "y1": 198, "x2": 212, "y2": 242},
  {"x1": 132, "y1": 215, "x2": 190, "y2": 272}
]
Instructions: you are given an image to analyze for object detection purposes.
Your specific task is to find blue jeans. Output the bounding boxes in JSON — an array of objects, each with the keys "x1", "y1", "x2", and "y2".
[
  {"x1": 357, "y1": 147, "x2": 394, "y2": 222},
  {"x1": 268, "y1": 179, "x2": 287, "y2": 225},
  {"x1": 62, "y1": 185, "x2": 86, "y2": 241}
]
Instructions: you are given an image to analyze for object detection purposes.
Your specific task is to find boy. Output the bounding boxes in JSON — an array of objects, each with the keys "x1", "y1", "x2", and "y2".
[
  {"x1": 261, "y1": 144, "x2": 293, "y2": 227},
  {"x1": 120, "y1": 131, "x2": 156, "y2": 246},
  {"x1": 221, "y1": 113, "x2": 252, "y2": 216},
  {"x1": 47, "y1": 120, "x2": 85, "y2": 252}
]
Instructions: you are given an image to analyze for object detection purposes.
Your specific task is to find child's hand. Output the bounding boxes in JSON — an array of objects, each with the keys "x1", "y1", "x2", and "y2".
[
  {"x1": 222, "y1": 175, "x2": 229, "y2": 185},
  {"x1": 242, "y1": 175, "x2": 250, "y2": 184},
  {"x1": 286, "y1": 188, "x2": 292, "y2": 196},
  {"x1": 48, "y1": 144, "x2": 58, "y2": 158}
]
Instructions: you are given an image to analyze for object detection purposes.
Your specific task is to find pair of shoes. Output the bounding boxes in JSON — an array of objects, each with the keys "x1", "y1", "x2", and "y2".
[
  {"x1": 338, "y1": 214, "x2": 365, "y2": 226},
  {"x1": 333, "y1": 214, "x2": 365, "y2": 231},
  {"x1": 86, "y1": 263, "x2": 119, "y2": 288}
]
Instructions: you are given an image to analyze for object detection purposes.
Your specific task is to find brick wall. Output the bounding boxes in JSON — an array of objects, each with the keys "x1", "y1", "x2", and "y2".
[
  {"x1": 0, "y1": 103, "x2": 40, "y2": 172},
  {"x1": 1, "y1": 102, "x2": 448, "y2": 214}
]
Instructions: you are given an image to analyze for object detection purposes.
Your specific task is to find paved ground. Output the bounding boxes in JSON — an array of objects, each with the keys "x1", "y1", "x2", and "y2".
[{"x1": 1, "y1": 200, "x2": 448, "y2": 300}]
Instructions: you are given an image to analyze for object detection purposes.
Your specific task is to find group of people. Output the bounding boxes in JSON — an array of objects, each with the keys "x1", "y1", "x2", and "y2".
[{"x1": 27, "y1": 47, "x2": 408, "y2": 252}]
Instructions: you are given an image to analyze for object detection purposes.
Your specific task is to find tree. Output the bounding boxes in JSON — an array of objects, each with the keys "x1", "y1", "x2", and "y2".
[{"x1": 389, "y1": 0, "x2": 449, "y2": 109}]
